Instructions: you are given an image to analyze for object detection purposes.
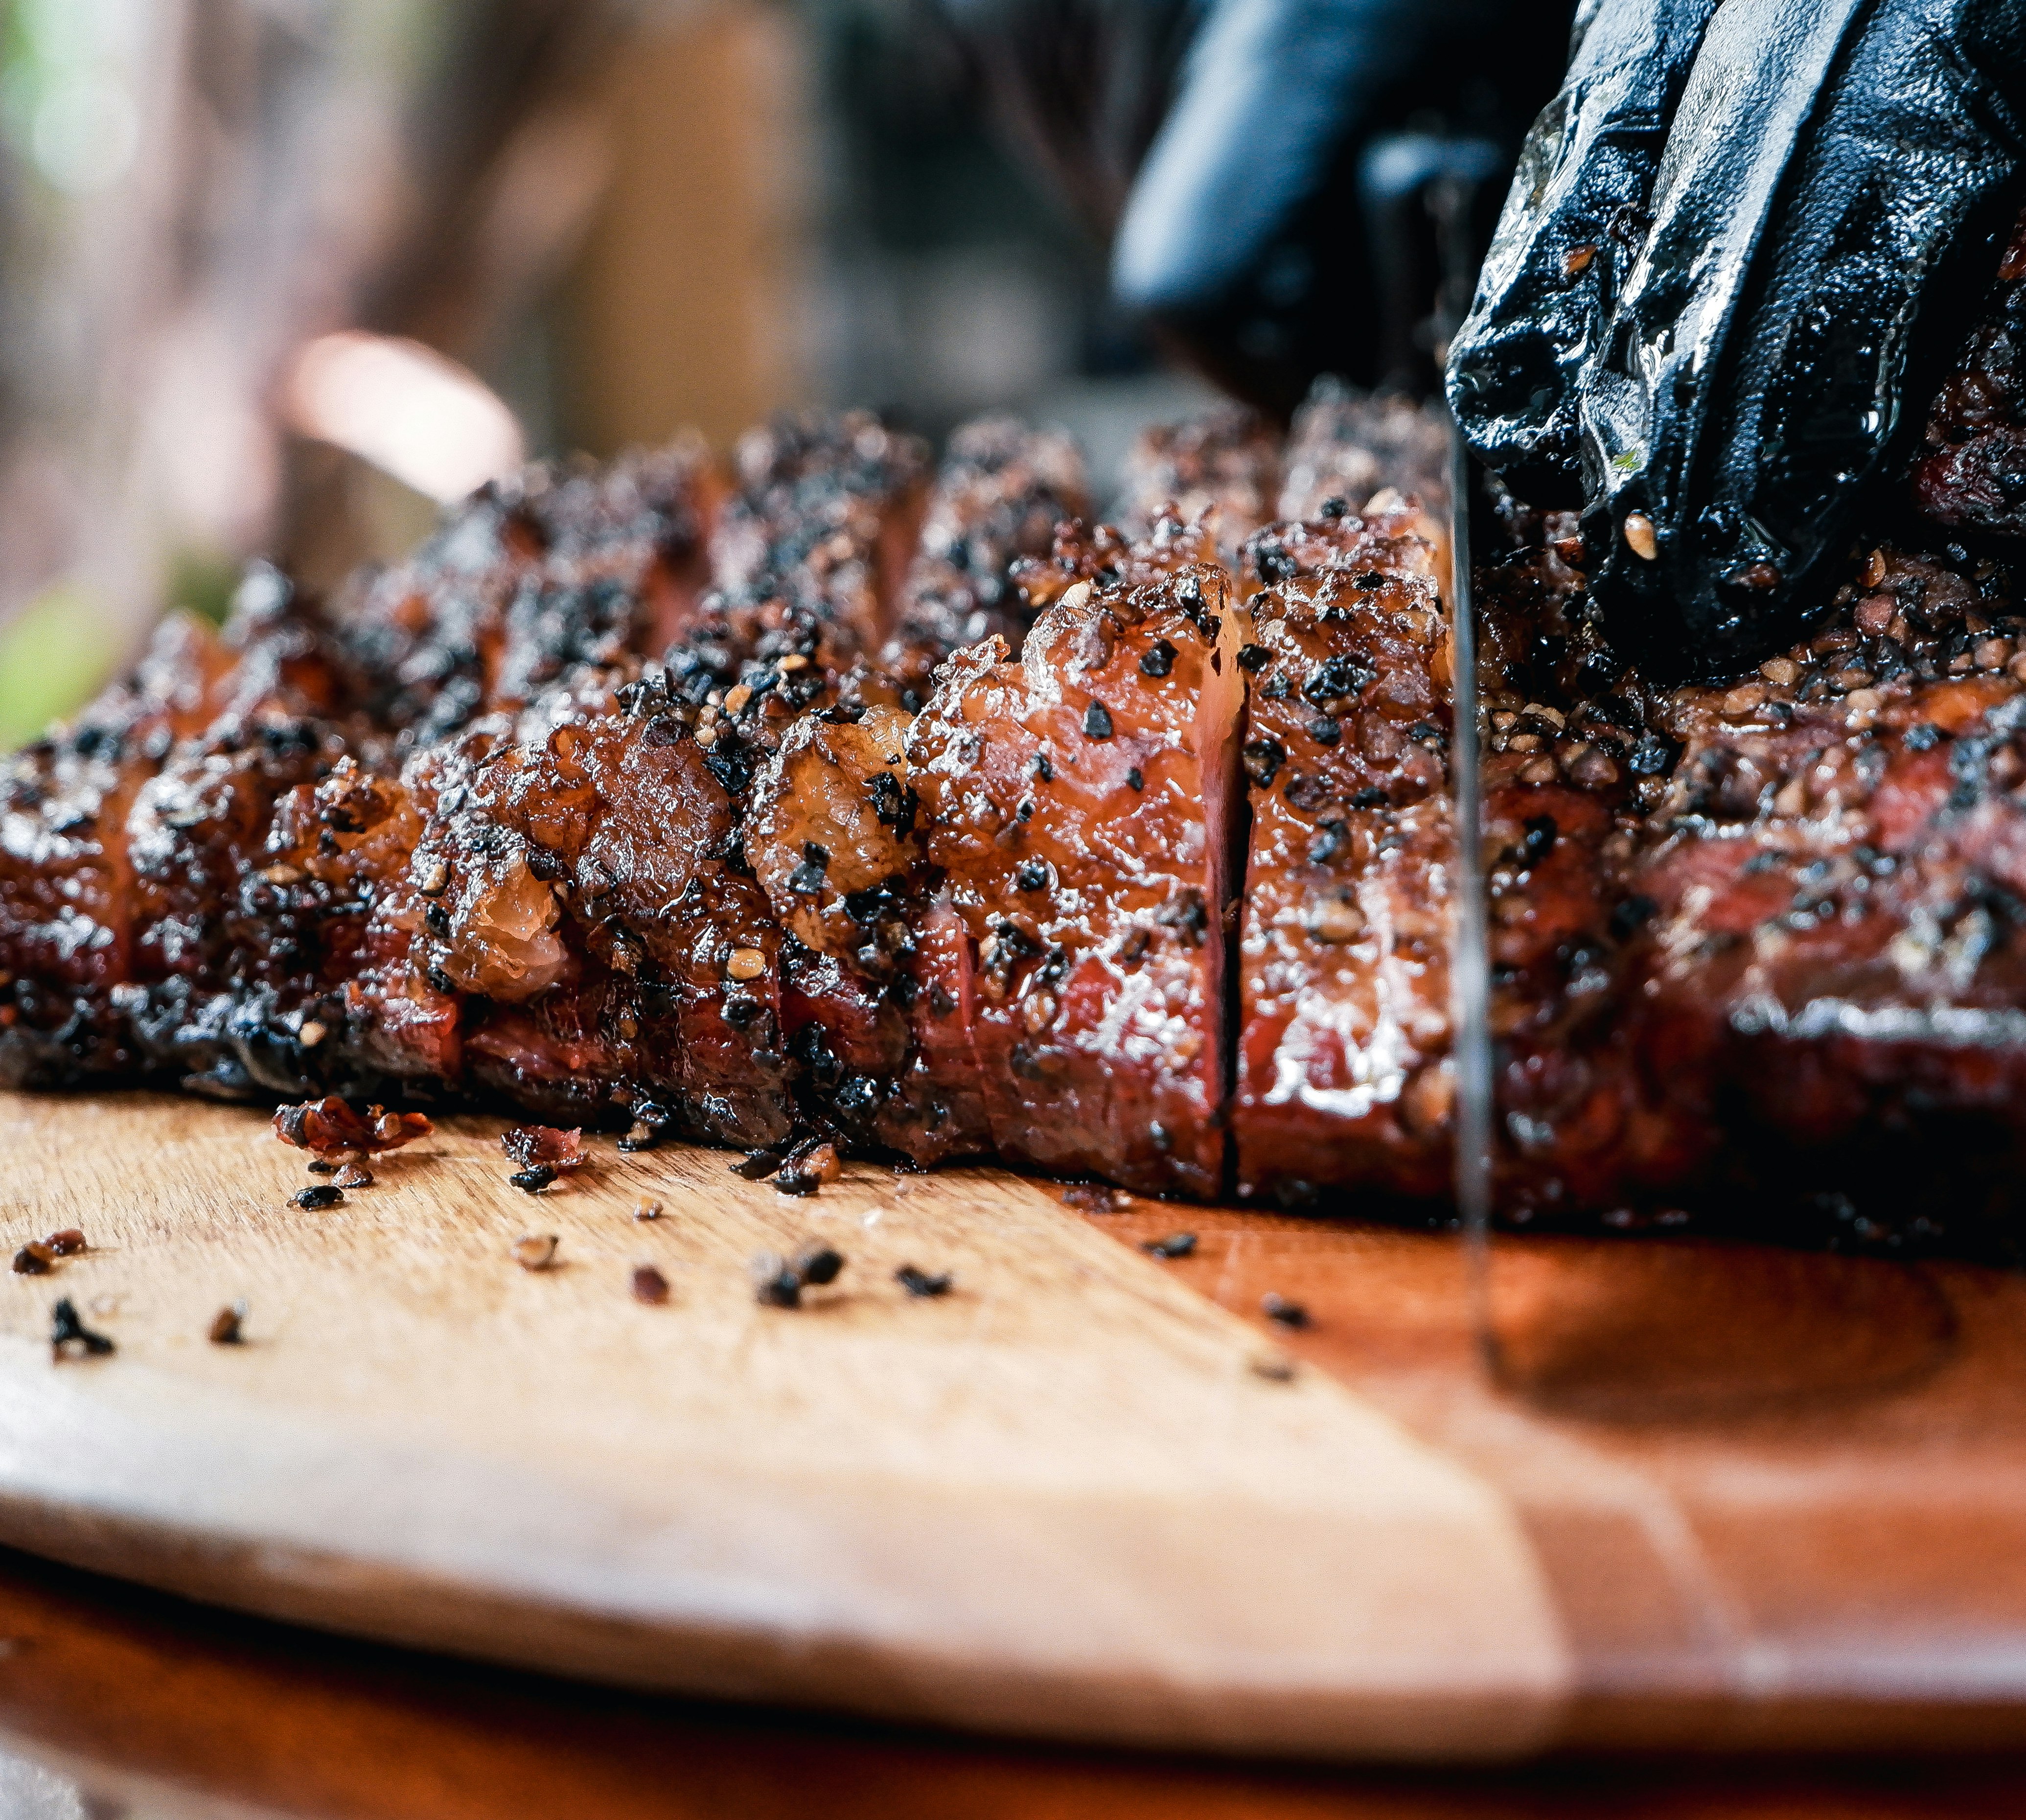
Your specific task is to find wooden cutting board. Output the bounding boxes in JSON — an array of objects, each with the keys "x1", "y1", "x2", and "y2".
[{"x1": 3, "y1": 1090, "x2": 2026, "y2": 1762}]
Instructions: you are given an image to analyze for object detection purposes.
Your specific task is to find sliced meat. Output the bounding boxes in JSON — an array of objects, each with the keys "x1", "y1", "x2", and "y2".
[
  {"x1": 1277, "y1": 379, "x2": 1450, "y2": 524},
  {"x1": 1230, "y1": 509, "x2": 1456, "y2": 1207},
  {"x1": 691, "y1": 410, "x2": 929, "y2": 694},
  {"x1": 880, "y1": 416, "x2": 1087, "y2": 708},
  {"x1": 1115, "y1": 403, "x2": 1280, "y2": 553},
  {"x1": 908, "y1": 514, "x2": 1245, "y2": 1197},
  {"x1": 342, "y1": 438, "x2": 722, "y2": 745}
]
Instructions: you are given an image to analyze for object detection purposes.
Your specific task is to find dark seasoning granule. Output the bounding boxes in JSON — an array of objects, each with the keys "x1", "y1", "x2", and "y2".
[
  {"x1": 895, "y1": 1265, "x2": 953, "y2": 1298},
  {"x1": 750, "y1": 1240, "x2": 850, "y2": 1310},
  {"x1": 291, "y1": 1184, "x2": 343, "y2": 1211},
  {"x1": 208, "y1": 1301, "x2": 248, "y2": 1345},
  {"x1": 1142, "y1": 1232, "x2": 1197, "y2": 1259},
  {"x1": 50, "y1": 1298, "x2": 114, "y2": 1361},
  {"x1": 1261, "y1": 1292, "x2": 1311, "y2": 1329}
]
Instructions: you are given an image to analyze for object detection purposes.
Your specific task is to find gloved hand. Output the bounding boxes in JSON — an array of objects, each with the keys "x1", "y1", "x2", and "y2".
[
  {"x1": 1448, "y1": 0, "x2": 2026, "y2": 679},
  {"x1": 944, "y1": 0, "x2": 1573, "y2": 415}
]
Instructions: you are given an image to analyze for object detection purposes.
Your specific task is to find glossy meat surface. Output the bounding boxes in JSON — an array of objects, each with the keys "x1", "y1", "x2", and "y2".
[
  {"x1": 909, "y1": 514, "x2": 1243, "y2": 1198},
  {"x1": 12, "y1": 378, "x2": 2026, "y2": 1240},
  {"x1": 1230, "y1": 509, "x2": 1456, "y2": 1206}
]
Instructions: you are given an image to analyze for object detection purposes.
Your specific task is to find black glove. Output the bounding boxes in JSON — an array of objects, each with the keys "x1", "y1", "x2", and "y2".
[
  {"x1": 945, "y1": 0, "x2": 1572, "y2": 415},
  {"x1": 1449, "y1": 0, "x2": 2026, "y2": 679}
]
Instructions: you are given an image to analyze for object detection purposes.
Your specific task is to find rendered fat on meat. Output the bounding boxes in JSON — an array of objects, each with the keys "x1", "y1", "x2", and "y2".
[
  {"x1": 908, "y1": 512, "x2": 1247, "y2": 1198},
  {"x1": 1230, "y1": 508, "x2": 1457, "y2": 1207}
]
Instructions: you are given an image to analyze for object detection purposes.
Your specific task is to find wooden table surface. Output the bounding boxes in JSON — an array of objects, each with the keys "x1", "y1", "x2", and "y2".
[{"x1": 2, "y1": 1546, "x2": 2026, "y2": 1820}]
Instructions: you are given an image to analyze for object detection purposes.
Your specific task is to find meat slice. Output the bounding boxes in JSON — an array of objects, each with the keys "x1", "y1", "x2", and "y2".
[
  {"x1": 691, "y1": 410, "x2": 928, "y2": 691},
  {"x1": 1115, "y1": 403, "x2": 1280, "y2": 552},
  {"x1": 879, "y1": 416, "x2": 1087, "y2": 708},
  {"x1": 1230, "y1": 507, "x2": 1457, "y2": 1207},
  {"x1": 1605, "y1": 546, "x2": 2026, "y2": 1240},
  {"x1": 0, "y1": 615, "x2": 232, "y2": 1088},
  {"x1": 342, "y1": 438, "x2": 722, "y2": 744},
  {"x1": 1276, "y1": 379, "x2": 1450, "y2": 524},
  {"x1": 0, "y1": 567, "x2": 396, "y2": 1098},
  {"x1": 907, "y1": 512, "x2": 1246, "y2": 1197}
]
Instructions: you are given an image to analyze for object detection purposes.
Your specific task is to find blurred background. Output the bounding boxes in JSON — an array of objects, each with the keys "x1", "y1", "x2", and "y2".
[{"x1": 0, "y1": 0, "x2": 1219, "y2": 746}]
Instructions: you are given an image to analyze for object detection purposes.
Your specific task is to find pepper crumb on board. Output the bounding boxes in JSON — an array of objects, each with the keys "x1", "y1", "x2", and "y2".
[
  {"x1": 511, "y1": 1234, "x2": 559, "y2": 1271},
  {"x1": 633, "y1": 1197, "x2": 664, "y2": 1222},
  {"x1": 895, "y1": 1265, "x2": 953, "y2": 1298},
  {"x1": 775, "y1": 1140, "x2": 841, "y2": 1197},
  {"x1": 307, "y1": 1159, "x2": 338, "y2": 1176},
  {"x1": 1059, "y1": 1184, "x2": 1133, "y2": 1213},
  {"x1": 291, "y1": 1185, "x2": 343, "y2": 1211},
  {"x1": 208, "y1": 1301, "x2": 248, "y2": 1345},
  {"x1": 333, "y1": 1161, "x2": 374, "y2": 1189},
  {"x1": 12, "y1": 1243, "x2": 52, "y2": 1276},
  {"x1": 508, "y1": 1164, "x2": 557, "y2": 1194},
  {"x1": 51, "y1": 1298, "x2": 114, "y2": 1361},
  {"x1": 1142, "y1": 1232, "x2": 1197, "y2": 1259},
  {"x1": 730, "y1": 1149, "x2": 783, "y2": 1181},
  {"x1": 1250, "y1": 1351, "x2": 1297, "y2": 1382},
  {"x1": 1261, "y1": 1291, "x2": 1311, "y2": 1329},
  {"x1": 791, "y1": 1243, "x2": 846, "y2": 1287},
  {"x1": 501, "y1": 1126, "x2": 588, "y2": 1173},
  {"x1": 45, "y1": 1230, "x2": 86, "y2": 1257},
  {"x1": 750, "y1": 1250, "x2": 802, "y2": 1309},
  {"x1": 630, "y1": 1265, "x2": 670, "y2": 1306}
]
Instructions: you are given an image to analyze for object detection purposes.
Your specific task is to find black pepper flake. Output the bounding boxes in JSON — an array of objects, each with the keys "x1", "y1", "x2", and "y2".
[
  {"x1": 787, "y1": 844, "x2": 829, "y2": 895},
  {"x1": 1139, "y1": 639, "x2": 1176, "y2": 678},
  {"x1": 1521, "y1": 815, "x2": 1558, "y2": 865},
  {"x1": 1126, "y1": 767, "x2": 1144, "y2": 791},
  {"x1": 1015, "y1": 860, "x2": 1049, "y2": 892},
  {"x1": 631, "y1": 1265, "x2": 671, "y2": 1306},
  {"x1": 723, "y1": 997, "x2": 762, "y2": 1030},
  {"x1": 12, "y1": 1244, "x2": 51, "y2": 1276},
  {"x1": 1242, "y1": 737, "x2": 1285, "y2": 787},
  {"x1": 896, "y1": 1265, "x2": 953, "y2": 1298},
  {"x1": 1082, "y1": 700, "x2": 1113, "y2": 739},
  {"x1": 1308, "y1": 717, "x2": 1341, "y2": 746},
  {"x1": 1319, "y1": 496, "x2": 1349, "y2": 520},
  {"x1": 1906, "y1": 722, "x2": 1944, "y2": 751},
  {"x1": 792, "y1": 1243, "x2": 846, "y2": 1287},
  {"x1": 1350, "y1": 786, "x2": 1389, "y2": 810},
  {"x1": 1142, "y1": 1232, "x2": 1197, "y2": 1259},
  {"x1": 509, "y1": 1164, "x2": 557, "y2": 1194},
  {"x1": 1236, "y1": 644, "x2": 1272, "y2": 671},
  {"x1": 1628, "y1": 731, "x2": 1680, "y2": 777},
  {"x1": 307, "y1": 1158, "x2": 338, "y2": 1175},
  {"x1": 751, "y1": 1251, "x2": 802, "y2": 1308},
  {"x1": 1609, "y1": 894, "x2": 1658, "y2": 941},
  {"x1": 208, "y1": 1301, "x2": 248, "y2": 1345},
  {"x1": 1033, "y1": 752, "x2": 1054, "y2": 782},
  {"x1": 291, "y1": 1185, "x2": 343, "y2": 1210},
  {"x1": 51, "y1": 1298, "x2": 114, "y2": 1361},
  {"x1": 1308, "y1": 819, "x2": 1346, "y2": 864},
  {"x1": 1262, "y1": 1291, "x2": 1311, "y2": 1329}
]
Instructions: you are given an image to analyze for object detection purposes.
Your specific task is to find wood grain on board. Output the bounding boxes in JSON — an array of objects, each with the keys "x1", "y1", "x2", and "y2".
[{"x1": 3, "y1": 1091, "x2": 2026, "y2": 1759}]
